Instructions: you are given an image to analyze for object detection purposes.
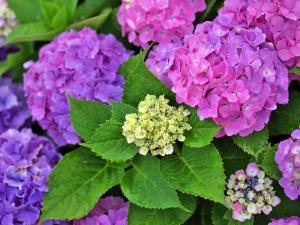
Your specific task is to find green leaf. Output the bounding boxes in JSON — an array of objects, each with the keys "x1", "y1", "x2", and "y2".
[
  {"x1": 0, "y1": 44, "x2": 32, "y2": 75},
  {"x1": 215, "y1": 138, "x2": 251, "y2": 177},
  {"x1": 184, "y1": 109, "x2": 221, "y2": 148},
  {"x1": 161, "y1": 144, "x2": 226, "y2": 204},
  {"x1": 38, "y1": 1, "x2": 60, "y2": 26},
  {"x1": 7, "y1": 22, "x2": 63, "y2": 44},
  {"x1": 74, "y1": 0, "x2": 119, "y2": 20},
  {"x1": 53, "y1": 0, "x2": 78, "y2": 17},
  {"x1": 128, "y1": 194, "x2": 197, "y2": 225},
  {"x1": 289, "y1": 67, "x2": 300, "y2": 74},
  {"x1": 201, "y1": 0, "x2": 217, "y2": 21},
  {"x1": 232, "y1": 127, "x2": 269, "y2": 158},
  {"x1": 212, "y1": 204, "x2": 254, "y2": 225},
  {"x1": 51, "y1": 6, "x2": 69, "y2": 28},
  {"x1": 40, "y1": 148, "x2": 124, "y2": 221},
  {"x1": 121, "y1": 154, "x2": 185, "y2": 210},
  {"x1": 110, "y1": 101, "x2": 137, "y2": 121},
  {"x1": 68, "y1": 95, "x2": 112, "y2": 141},
  {"x1": 69, "y1": 7, "x2": 112, "y2": 30},
  {"x1": 8, "y1": 0, "x2": 42, "y2": 24},
  {"x1": 269, "y1": 91, "x2": 300, "y2": 135},
  {"x1": 259, "y1": 145, "x2": 281, "y2": 180},
  {"x1": 120, "y1": 53, "x2": 175, "y2": 107}
]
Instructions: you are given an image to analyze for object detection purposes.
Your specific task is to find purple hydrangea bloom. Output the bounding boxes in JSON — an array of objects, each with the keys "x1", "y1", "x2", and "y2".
[
  {"x1": 0, "y1": 128, "x2": 61, "y2": 225},
  {"x1": 147, "y1": 21, "x2": 289, "y2": 137},
  {"x1": 269, "y1": 217, "x2": 300, "y2": 225},
  {"x1": 0, "y1": 77, "x2": 30, "y2": 134},
  {"x1": 117, "y1": 0, "x2": 206, "y2": 48},
  {"x1": 74, "y1": 196, "x2": 129, "y2": 225},
  {"x1": 24, "y1": 28, "x2": 132, "y2": 146},
  {"x1": 216, "y1": 0, "x2": 300, "y2": 78},
  {"x1": 275, "y1": 126, "x2": 300, "y2": 200}
]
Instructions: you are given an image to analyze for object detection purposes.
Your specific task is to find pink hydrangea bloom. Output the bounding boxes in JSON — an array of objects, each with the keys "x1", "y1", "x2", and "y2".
[
  {"x1": 269, "y1": 217, "x2": 300, "y2": 225},
  {"x1": 217, "y1": 0, "x2": 300, "y2": 72},
  {"x1": 117, "y1": 0, "x2": 206, "y2": 48},
  {"x1": 147, "y1": 21, "x2": 289, "y2": 137},
  {"x1": 275, "y1": 126, "x2": 300, "y2": 200},
  {"x1": 24, "y1": 28, "x2": 132, "y2": 146},
  {"x1": 74, "y1": 196, "x2": 129, "y2": 225}
]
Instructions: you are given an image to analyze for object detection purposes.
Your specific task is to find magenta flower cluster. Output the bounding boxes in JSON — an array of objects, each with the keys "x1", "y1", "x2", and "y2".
[
  {"x1": 0, "y1": 77, "x2": 30, "y2": 135},
  {"x1": 275, "y1": 126, "x2": 300, "y2": 200},
  {"x1": 269, "y1": 217, "x2": 300, "y2": 225},
  {"x1": 0, "y1": 128, "x2": 60, "y2": 225},
  {"x1": 117, "y1": 0, "x2": 206, "y2": 48},
  {"x1": 217, "y1": 0, "x2": 300, "y2": 69},
  {"x1": 74, "y1": 196, "x2": 129, "y2": 225},
  {"x1": 24, "y1": 28, "x2": 132, "y2": 146},
  {"x1": 147, "y1": 21, "x2": 289, "y2": 137}
]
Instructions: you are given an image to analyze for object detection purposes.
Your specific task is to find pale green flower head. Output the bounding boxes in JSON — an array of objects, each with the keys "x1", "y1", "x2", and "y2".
[
  {"x1": 0, "y1": 0, "x2": 17, "y2": 46},
  {"x1": 122, "y1": 95, "x2": 192, "y2": 156}
]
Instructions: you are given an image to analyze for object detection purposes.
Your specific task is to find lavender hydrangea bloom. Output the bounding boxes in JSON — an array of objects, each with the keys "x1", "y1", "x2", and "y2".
[
  {"x1": 0, "y1": 128, "x2": 61, "y2": 225},
  {"x1": 269, "y1": 217, "x2": 300, "y2": 225},
  {"x1": 0, "y1": 77, "x2": 30, "y2": 134},
  {"x1": 74, "y1": 196, "x2": 129, "y2": 225},
  {"x1": 117, "y1": 0, "x2": 206, "y2": 48},
  {"x1": 24, "y1": 28, "x2": 132, "y2": 146},
  {"x1": 147, "y1": 21, "x2": 289, "y2": 137},
  {"x1": 0, "y1": 0, "x2": 17, "y2": 46},
  {"x1": 275, "y1": 126, "x2": 300, "y2": 200},
  {"x1": 217, "y1": 0, "x2": 300, "y2": 77}
]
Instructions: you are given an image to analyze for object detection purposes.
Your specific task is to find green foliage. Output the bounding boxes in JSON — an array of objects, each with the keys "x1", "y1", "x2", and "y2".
[
  {"x1": 121, "y1": 155, "x2": 185, "y2": 210},
  {"x1": 68, "y1": 95, "x2": 112, "y2": 141},
  {"x1": 258, "y1": 145, "x2": 281, "y2": 180},
  {"x1": 232, "y1": 127, "x2": 269, "y2": 158},
  {"x1": 269, "y1": 90, "x2": 300, "y2": 135},
  {"x1": 41, "y1": 148, "x2": 124, "y2": 221},
  {"x1": 289, "y1": 67, "x2": 300, "y2": 74},
  {"x1": 8, "y1": 0, "x2": 42, "y2": 24},
  {"x1": 212, "y1": 204, "x2": 254, "y2": 225},
  {"x1": 201, "y1": 0, "x2": 217, "y2": 21},
  {"x1": 128, "y1": 194, "x2": 197, "y2": 225},
  {"x1": 184, "y1": 109, "x2": 221, "y2": 148},
  {"x1": 215, "y1": 138, "x2": 251, "y2": 177},
  {"x1": 161, "y1": 144, "x2": 226, "y2": 204},
  {"x1": 84, "y1": 102, "x2": 138, "y2": 162},
  {"x1": 119, "y1": 53, "x2": 175, "y2": 107}
]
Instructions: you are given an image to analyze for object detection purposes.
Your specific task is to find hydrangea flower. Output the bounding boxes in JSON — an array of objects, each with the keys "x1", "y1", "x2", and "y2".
[
  {"x1": 74, "y1": 196, "x2": 129, "y2": 225},
  {"x1": 225, "y1": 163, "x2": 281, "y2": 222},
  {"x1": 275, "y1": 126, "x2": 300, "y2": 200},
  {"x1": 269, "y1": 217, "x2": 300, "y2": 225},
  {"x1": 122, "y1": 95, "x2": 191, "y2": 156},
  {"x1": 147, "y1": 21, "x2": 289, "y2": 137},
  {"x1": 0, "y1": 77, "x2": 30, "y2": 134},
  {"x1": 24, "y1": 28, "x2": 132, "y2": 146},
  {"x1": 0, "y1": 128, "x2": 61, "y2": 225},
  {"x1": 0, "y1": 0, "x2": 17, "y2": 46},
  {"x1": 117, "y1": 0, "x2": 206, "y2": 48},
  {"x1": 217, "y1": 0, "x2": 300, "y2": 69}
]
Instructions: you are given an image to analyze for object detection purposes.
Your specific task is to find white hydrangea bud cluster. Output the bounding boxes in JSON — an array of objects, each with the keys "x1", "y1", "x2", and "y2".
[
  {"x1": 0, "y1": 0, "x2": 17, "y2": 46},
  {"x1": 122, "y1": 95, "x2": 192, "y2": 156},
  {"x1": 225, "y1": 163, "x2": 281, "y2": 222}
]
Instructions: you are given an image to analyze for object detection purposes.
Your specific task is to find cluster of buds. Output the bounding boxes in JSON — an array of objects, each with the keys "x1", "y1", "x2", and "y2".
[
  {"x1": 225, "y1": 163, "x2": 281, "y2": 222},
  {"x1": 0, "y1": 0, "x2": 17, "y2": 46},
  {"x1": 122, "y1": 95, "x2": 191, "y2": 156}
]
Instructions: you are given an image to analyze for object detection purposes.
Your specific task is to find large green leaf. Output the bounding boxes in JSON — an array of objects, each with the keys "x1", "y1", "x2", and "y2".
[
  {"x1": 259, "y1": 145, "x2": 281, "y2": 180},
  {"x1": 121, "y1": 155, "x2": 185, "y2": 210},
  {"x1": 161, "y1": 144, "x2": 226, "y2": 204},
  {"x1": 68, "y1": 95, "x2": 112, "y2": 141},
  {"x1": 269, "y1": 91, "x2": 300, "y2": 135},
  {"x1": 212, "y1": 204, "x2": 254, "y2": 225},
  {"x1": 74, "y1": 0, "x2": 119, "y2": 20},
  {"x1": 53, "y1": 0, "x2": 78, "y2": 17},
  {"x1": 8, "y1": 0, "x2": 42, "y2": 24},
  {"x1": 7, "y1": 22, "x2": 63, "y2": 44},
  {"x1": 40, "y1": 148, "x2": 124, "y2": 221},
  {"x1": 83, "y1": 102, "x2": 138, "y2": 162},
  {"x1": 69, "y1": 7, "x2": 112, "y2": 30},
  {"x1": 184, "y1": 109, "x2": 220, "y2": 148},
  {"x1": 128, "y1": 194, "x2": 197, "y2": 225},
  {"x1": 232, "y1": 127, "x2": 269, "y2": 158},
  {"x1": 119, "y1": 53, "x2": 175, "y2": 107}
]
